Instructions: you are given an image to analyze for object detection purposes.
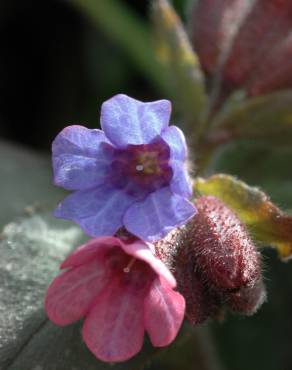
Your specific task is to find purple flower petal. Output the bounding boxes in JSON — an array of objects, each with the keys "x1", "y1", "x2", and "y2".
[
  {"x1": 161, "y1": 126, "x2": 193, "y2": 197},
  {"x1": 52, "y1": 125, "x2": 113, "y2": 190},
  {"x1": 161, "y1": 125, "x2": 187, "y2": 161},
  {"x1": 101, "y1": 94, "x2": 171, "y2": 147},
  {"x1": 123, "y1": 187, "x2": 196, "y2": 242},
  {"x1": 53, "y1": 154, "x2": 110, "y2": 191},
  {"x1": 54, "y1": 186, "x2": 135, "y2": 237},
  {"x1": 170, "y1": 161, "x2": 193, "y2": 198}
]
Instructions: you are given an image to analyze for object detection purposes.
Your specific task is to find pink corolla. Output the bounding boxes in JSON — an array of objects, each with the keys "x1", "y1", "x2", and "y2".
[{"x1": 45, "y1": 236, "x2": 185, "y2": 362}]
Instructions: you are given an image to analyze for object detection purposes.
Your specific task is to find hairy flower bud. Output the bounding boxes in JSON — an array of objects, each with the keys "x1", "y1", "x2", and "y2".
[
  {"x1": 155, "y1": 228, "x2": 221, "y2": 325},
  {"x1": 226, "y1": 279, "x2": 266, "y2": 315},
  {"x1": 155, "y1": 195, "x2": 266, "y2": 323},
  {"x1": 189, "y1": 196, "x2": 261, "y2": 292}
]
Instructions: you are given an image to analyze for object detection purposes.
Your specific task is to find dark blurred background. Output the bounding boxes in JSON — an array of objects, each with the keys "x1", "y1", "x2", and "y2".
[
  {"x1": 0, "y1": 0, "x2": 143, "y2": 150},
  {"x1": 0, "y1": 0, "x2": 187, "y2": 151}
]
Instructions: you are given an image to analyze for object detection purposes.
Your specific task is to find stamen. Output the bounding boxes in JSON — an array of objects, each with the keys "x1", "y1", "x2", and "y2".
[
  {"x1": 136, "y1": 164, "x2": 144, "y2": 171},
  {"x1": 123, "y1": 258, "x2": 136, "y2": 273}
]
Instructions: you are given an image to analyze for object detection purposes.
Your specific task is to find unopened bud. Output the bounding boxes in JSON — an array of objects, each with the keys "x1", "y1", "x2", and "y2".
[
  {"x1": 226, "y1": 279, "x2": 266, "y2": 315},
  {"x1": 155, "y1": 195, "x2": 266, "y2": 323},
  {"x1": 189, "y1": 196, "x2": 262, "y2": 292},
  {"x1": 155, "y1": 228, "x2": 221, "y2": 325}
]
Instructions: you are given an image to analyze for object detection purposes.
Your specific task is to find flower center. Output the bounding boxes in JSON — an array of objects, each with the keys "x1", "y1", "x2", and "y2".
[
  {"x1": 123, "y1": 257, "x2": 136, "y2": 273},
  {"x1": 136, "y1": 164, "x2": 144, "y2": 171},
  {"x1": 110, "y1": 138, "x2": 173, "y2": 194},
  {"x1": 134, "y1": 151, "x2": 161, "y2": 176},
  {"x1": 105, "y1": 247, "x2": 154, "y2": 288}
]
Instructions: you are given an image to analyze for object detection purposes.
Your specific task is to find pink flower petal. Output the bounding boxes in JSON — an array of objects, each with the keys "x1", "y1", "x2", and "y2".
[
  {"x1": 121, "y1": 241, "x2": 176, "y2": 288},
  {"x1": 61, "y1": 236, "x2": 122, "y2": 269},
  {"x1": 144, "y1": 277, "x2": 185, "y2": 347},
  {"x1": 45, "y1": 258, "x2": 109, "y2": 325},
  {"x1": 82, "y1": 279, "x2": 145, "y2": 362}
]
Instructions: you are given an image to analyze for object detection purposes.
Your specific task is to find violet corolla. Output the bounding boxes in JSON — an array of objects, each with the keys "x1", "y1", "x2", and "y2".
[
  {"x1": 45, "y1": 236, "x2": 185, "y2": 362},
  {"x1": 52, "y1": 94, "x2": 196, "y2": 241}
]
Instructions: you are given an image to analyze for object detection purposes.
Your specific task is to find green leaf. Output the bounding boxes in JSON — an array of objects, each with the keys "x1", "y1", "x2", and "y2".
[
  {"x1": 0, "y1": 140, "x2": 66, "y2": 228},
  {"x1": 212, "y1": 90, "x2": 292, "y2": 144},
  {"x1": 151, "y1": 0, "x2": 206, "y2": 136},
  {"x1": 194, "y1": 174, "x2": 292, "y2": 260}
]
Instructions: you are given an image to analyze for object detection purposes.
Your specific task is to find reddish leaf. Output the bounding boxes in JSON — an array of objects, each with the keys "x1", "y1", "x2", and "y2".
[{"x1": 191, "y1": 0, "x2": 292, "y2": 99}]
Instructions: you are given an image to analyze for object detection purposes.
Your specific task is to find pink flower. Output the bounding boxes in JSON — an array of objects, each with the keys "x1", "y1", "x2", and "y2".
[{"x1": 45, "y1": 236, "x2": 185, "y2": 362}]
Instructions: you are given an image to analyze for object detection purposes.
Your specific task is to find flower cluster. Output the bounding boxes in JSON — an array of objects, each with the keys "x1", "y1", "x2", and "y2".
[
  {"x1": 46, "y1": 94, "x2": 266, "y2": 363},
  {"x1": 46, "y1": 94, "x2": 195, "y2": 362}
]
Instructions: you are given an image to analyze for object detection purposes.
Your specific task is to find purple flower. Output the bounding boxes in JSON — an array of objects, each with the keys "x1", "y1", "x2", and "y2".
[{"x1": 52, "y1": 94, "x2": 196, "y2": 241}]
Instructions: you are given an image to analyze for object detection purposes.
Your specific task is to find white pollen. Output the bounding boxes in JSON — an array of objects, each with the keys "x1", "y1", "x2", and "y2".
[{"x1": 136, "y1": 164, "x2": 144, "y2": 171}]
